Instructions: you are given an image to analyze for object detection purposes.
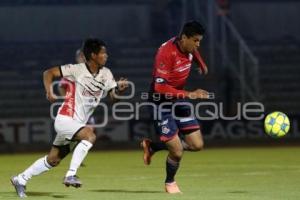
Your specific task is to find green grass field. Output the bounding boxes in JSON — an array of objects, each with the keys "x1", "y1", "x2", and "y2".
[{"x1": 1, "y1": 147, "x2": 300, "y2": 200}]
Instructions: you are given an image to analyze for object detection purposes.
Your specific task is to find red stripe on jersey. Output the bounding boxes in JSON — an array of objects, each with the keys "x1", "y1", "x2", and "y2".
[
  {"x1": 59, "y1": 78, "x2": 69, "y2": 89},
  {"x1": 59, "y1": 81, "x2": 76, "y2": 117},
  {"x1": 180, "y1": 125, "x2": 200, "y2": 130}
]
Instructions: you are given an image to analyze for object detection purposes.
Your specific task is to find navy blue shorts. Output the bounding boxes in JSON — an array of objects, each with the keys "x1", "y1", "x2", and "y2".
[{"x1": 152, "y1": 103, "x2": 200, "y2": 142}]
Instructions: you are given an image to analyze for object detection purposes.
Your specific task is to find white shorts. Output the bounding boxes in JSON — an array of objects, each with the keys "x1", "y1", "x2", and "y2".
[{"x1": 53, "y1": 114, "x2": 85, "y2": 146}]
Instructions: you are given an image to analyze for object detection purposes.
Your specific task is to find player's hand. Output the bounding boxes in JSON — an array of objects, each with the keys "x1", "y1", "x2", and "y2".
[
  {"x1": 117, "y1": 77, "x2": 129, "y2": 92},
  {"x1": 198, "y1": 65, "x2": 208, "y2": 75},
  {"x1": 187, "y1": 89, "x2": 208, "y2": 99},
  {"x1": 187, "y1": 89, "x2": 212, "y2": 99},
  {"x1": 46, "y1": 91, "x2": 57, "y2": 103}
]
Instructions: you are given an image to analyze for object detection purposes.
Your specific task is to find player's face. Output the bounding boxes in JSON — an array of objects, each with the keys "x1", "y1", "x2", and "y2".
[
  {"x1": 94, "y1": 46, "x2": 108, "y2": 66},
  {"x1": 183, "y1": 34, "x2": 203, "y2": 53}
]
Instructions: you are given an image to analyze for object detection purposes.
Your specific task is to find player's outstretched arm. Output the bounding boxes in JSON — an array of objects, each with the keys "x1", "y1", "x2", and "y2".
[
  {"x1": 109, "y1": 78, "x2": 129, "y2": 102},
  {"x1": 43, "y1": 66, "x2": 61, "y2": 103},
  {"x1": 193, "y1": 50, "x2": 208, "y2": 75}
]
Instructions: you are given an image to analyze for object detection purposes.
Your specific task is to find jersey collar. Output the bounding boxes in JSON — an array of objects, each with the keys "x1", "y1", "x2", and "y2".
[{"x1": 85, "y1": 63, "x2": 101, "y2": 77}]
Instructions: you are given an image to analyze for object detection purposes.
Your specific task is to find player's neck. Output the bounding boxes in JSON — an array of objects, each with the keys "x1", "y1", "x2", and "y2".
[
  {"x1": 86, "y1": 61, "x2": 102, "y2": 74},
  {"x1": 177, "y1": 40, "x2": 188, "y2": 55}
]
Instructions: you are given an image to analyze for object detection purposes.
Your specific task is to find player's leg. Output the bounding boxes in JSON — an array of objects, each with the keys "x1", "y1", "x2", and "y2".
[
  {"x1": 175, "y1": 103, "x2": 203, "y2": 151},
  {"x1": 182, "y1": 129, "x2": 204, "y2": 151},
  {"x1": 141, "y1": 103, "x2": 171, "y2": 164},
  {"x1": 86, "y1": 115, "x2": 96, "y2": 133},
  {"x1": 20, "y1": 145, "x2": 70, "y2": 182},
  {"x1": 150, "y1": 111, "x2": 182, "y2": 193},
  {"x1": 69, "y1": 141, "x2": 87, "y2": 167},
  {"x1": 141, "y1": 128, "x2": 202, "y2": 162},
  {"x1": 141, "y1": 102, "x2": 201, "y2": 163},
  {"x1": 53, "y1": 115, "x2": 95, "y2": 187},
  {"x1": 11, "y1": 145, "x2": 70, "y2": 198},
  {"x1": 69, "y1": 116, "x2": 95, "y2": 152},
  {"x1": 63, "y1": 126, "x2": 96, "y2": 187},
  {"x1": 141, "y1": 111, "x2": 177, "y2": 165},
  {"x1": 177, "y1": 118, "x2": 204, "y2": 151},
  {"x1": 141, "y1": 138, "x2": 168, "y2": 165},
  {"x1": 141, "y1": 128, "x2": 203, "y2": 163},
  {"x1": 164, "y1": 135, "x2": 183, "y2": 194}
]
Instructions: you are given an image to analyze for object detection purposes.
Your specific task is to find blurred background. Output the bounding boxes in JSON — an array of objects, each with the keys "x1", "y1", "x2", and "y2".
[{"x1": 0, "y1": 0, "x2": 299, "y2": 152}]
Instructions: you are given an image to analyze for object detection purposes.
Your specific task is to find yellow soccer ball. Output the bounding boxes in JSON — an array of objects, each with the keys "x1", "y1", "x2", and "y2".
[{"x1": 264, "y1": 111, "x2": 290, "y2": 137}]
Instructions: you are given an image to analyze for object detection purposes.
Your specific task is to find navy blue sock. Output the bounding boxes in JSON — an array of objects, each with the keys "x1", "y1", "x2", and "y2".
[
  {"x1": 165, "y1": 156, "x2": 180, "y2": 183},
  {"x1": 150, "y1": 142, "x2": 168, "y2": 152}
]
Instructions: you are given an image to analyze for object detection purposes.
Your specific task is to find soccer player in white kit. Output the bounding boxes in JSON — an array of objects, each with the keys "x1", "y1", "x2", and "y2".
[
  {"x1": 59, "y1": 48, "x2": 97, "y2": 157},
  {"x1": 11, "y1": 38, "x2": 129, "y2": 198}
]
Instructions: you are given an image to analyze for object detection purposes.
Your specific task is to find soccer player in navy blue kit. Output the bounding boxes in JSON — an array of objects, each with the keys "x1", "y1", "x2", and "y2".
[{"x1": 141, "y1": 21, "x2": 211, "y2": 194}]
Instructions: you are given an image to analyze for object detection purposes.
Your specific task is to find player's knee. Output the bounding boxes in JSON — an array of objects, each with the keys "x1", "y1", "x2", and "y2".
[
  {"x1": 192, "y1": 143, "x2": 204, "y2": 151},
  {"x1": 47, "y1": 156, "x2": 61, "y2": 167},
  {"x1": 86, "y1": 132, "x2": 96, "y2": 144},
  {"x1": 75, "y1": 127, "x2": 97, "y2": 144},
  {"x1": 191, "y1": 141, "x2": 204, "y2": 151},
  {"x1": 81, "y1": 130, "x2": 96, "y2": 144},
  {"x1": 170, "y1": 150, "x2": 183, "y2": 161},
  {"x1": 88, "y1": 126, "x2": 95, "y2": 132}
]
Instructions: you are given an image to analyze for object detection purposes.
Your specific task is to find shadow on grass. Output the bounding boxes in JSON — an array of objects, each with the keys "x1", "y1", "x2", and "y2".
[
  {"x1": 90, "y1": 189, "x2": 163, "y2": 194},
  {"x1": 2, "y1": 191, "x2": 68, "y2": 198},
  {"x1": 28, "y1": 192, "x2": 68, "y2": 198}
]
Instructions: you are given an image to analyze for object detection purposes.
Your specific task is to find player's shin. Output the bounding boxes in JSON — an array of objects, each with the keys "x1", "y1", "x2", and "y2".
[
  {"x1": 65, "y1": 140, "x2": 93, "y2": 177},
  {"x1": 165, "y1": 156, "x2": 180, "y2": 183}
]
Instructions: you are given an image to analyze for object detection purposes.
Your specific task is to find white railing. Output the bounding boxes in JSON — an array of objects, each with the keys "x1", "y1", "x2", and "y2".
[
  {"x1": 180, "y1": 0, "x2": 260, "y2": 102},
  {"x1": 207, "y1": 0, "x2": 260, "y2": 103},
  {"x1": 221, "y1": 15, "x2": 260, "y2": 102}
]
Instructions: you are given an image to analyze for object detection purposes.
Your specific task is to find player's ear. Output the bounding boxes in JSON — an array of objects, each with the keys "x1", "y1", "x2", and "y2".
[
  {"x1": 91, "y1": 52, "x2": 97, "y2": 60},
  {"x1": 181, "y1": 34, "x2": 188, "y2": 41}
]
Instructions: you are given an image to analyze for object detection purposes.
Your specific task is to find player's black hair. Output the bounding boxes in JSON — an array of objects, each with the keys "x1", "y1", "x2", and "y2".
[
  {"x1": 82, "y1": 38, "x2": 106, "y2": 61},
  {"x1": 179, "y1": 21, "x2": 205, "y2": 38}
]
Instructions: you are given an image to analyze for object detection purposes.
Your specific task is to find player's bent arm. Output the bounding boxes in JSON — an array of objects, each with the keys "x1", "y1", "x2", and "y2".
[
  {"x1": 109, "y1": 78, "x2": 129, "y2": 102},
  {"x1": 58, "y1": 86, "x2": 66, "y2": 97},
  {"x1": 109, "y1": 88, "x2": 127, "y2": 102},
  {"x1": 154, "y1": 82, "x2": 188, "y2": 98},
  {"x1": 43, "y1": 66, "x2": 62, "y2": 102},
  {"x1": 109, "y1": 88, "x2": 118, "y2": 102},
  {"x1": 187, "y1": 89, "x2": 210, "y2": 99},
  {"x1": 193, "y1": 50, "x2": 208, "y2": 75}
]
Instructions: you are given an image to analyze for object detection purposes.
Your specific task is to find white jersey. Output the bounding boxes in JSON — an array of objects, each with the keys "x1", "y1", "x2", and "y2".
[{"x1": 57, "y1": 63, "x2": 117, "y2": 124}]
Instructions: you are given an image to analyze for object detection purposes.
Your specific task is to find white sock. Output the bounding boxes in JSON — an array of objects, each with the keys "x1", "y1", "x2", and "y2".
[
  {"x1": 65, "y1": 140, "x2": 93, "y2": 177},
  {"x1": 18, "y1": 156, "x2": 52, "y2": 185}
]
